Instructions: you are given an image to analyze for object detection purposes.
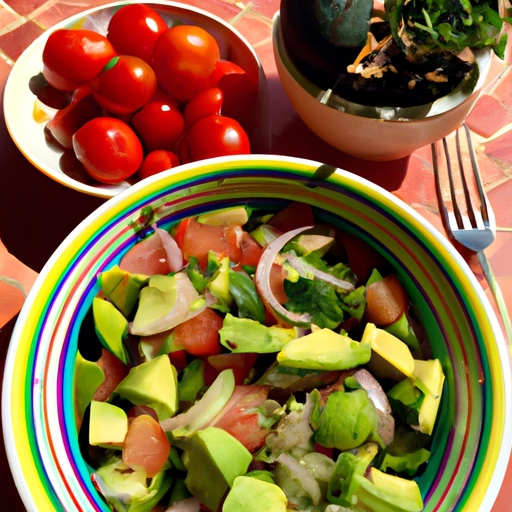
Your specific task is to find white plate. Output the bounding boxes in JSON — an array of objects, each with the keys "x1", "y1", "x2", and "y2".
[{"x1": 4, "y1": 0, "x2": 268, "y2": 199}]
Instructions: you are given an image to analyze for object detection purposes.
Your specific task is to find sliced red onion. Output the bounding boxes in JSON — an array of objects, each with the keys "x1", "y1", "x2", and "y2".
[
  {"x1": 276, "y1": 453, "x2": 322, "y2": 506},
  {"x1": 354, "y1": 369, "x2": 394, "y2": 446},
  {"x1": 282, "y1": 253, "x2": 354, "y2": 292},
  {"x1": 160, "y1": 369, "x2": 235, "y2": 435},
  {"x1": 152, "y1": 224, "x2": 183, "y2": 272},
  {"x1": 130, "y1": 273, "x2": 205, "y2": 336},
  {"x1": 255, "y1": 226, "x2": 314, "y2": 326},
  {"x1": 165, "y1": 498, "x2": 201, "y2": 512}
]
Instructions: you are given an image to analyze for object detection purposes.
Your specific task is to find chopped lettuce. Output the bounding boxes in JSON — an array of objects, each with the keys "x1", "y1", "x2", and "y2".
[{"x1": 380, "y1": 448, "x2": 431, "y2": 476}]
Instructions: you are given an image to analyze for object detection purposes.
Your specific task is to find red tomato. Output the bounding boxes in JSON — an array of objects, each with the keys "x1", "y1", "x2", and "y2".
[
  {"x1": 93, "y1": 348, "x2": 129, "y2": 402},
  {"x1": 171, "y1": 308, "x2": 223, "y2": 356},
  {"x1": 209, "y1": 60, "x2": 258, "y2": 122},
  {"x1": 268, "y1": 202, "x2": 314, "y2": 232},
  {"x1": 72, "y1": 117, "x2": 143, "y2": 184},
  {"x1": 42, "y1": 29, "x2": 116, "y2": 91},
  {"x1": 208, "y1": 353, "x2": 257, "y2": 385},
  {"x1": 132, "y1": 98, "x2": 184, "y2": 151},
  {"x1": 224, "y1": 226, "x2": 262, "y2": 267},
  {"x1": 270, "y1": 263, "x2": 289, "y2": 304},
  {"x1": 365, "y1": 275, "x2": 408, "y2": 327},
  {"x1": 211, "y1": 385, "x2": 270, "y2": 452},
  {"x1": 120, "y1": 231, "x2": 171, "y2": 276},
  {"x1": 339, "y1": 231, "x2": 386, "y2": 283},
  {"x1": 46, "y1": 87, "x2": 102, "y2": 149},
  {"x1": 184, "y1": 88, "x2": 223, "y2": 129},
  {"x1": 182, "y1": 219, "x2": 227, "y2": 267},
  {"x1": 173, "y1": 218, "x2": 192, "y2": 250},
  {"x1": 107, "y1": 4, "x2": 167, "y2": 63},
  {"x1": 169, "y1": 350, "x2": 189, "y2": 372},
  {"x1": 91, "y1": 56, "x2": 156, "y2": 114},
  {"x1": 152, "y1": 25, "x2": 220, "y2": 101},
  {"x1": 127, "y1": 405, "x2": 159, "y2": 423},
  {"x1": 123, "y1": 415, "x2": 170, "y2": 477},
  {"x1": 182, "y1": 116, "x2": 250, "y2": 163},
  {"x1": 138, "y1": 150, "x2": 180, "y2": 180}
]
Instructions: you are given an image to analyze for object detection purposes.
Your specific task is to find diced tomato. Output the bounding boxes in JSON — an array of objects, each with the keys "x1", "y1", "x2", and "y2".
[
  {"x1": 238, "y1": 232, "x2": 263, "y2": 267},
  {"x1": 365, "y1": 275, "x2": 408, "y2": 327},
  {"x1": 270, "y1": 263, "x2": 288, "y2": 304},
  {"x1": 339, "y1": 232, "x2": 386, "y2": 283},
  {"x1": 268, "y1": 202, "x2": 314, "y2": 232},
  {"x1": 210, "y1": 385, "x2": 270, "y2": 452},
  {"x1": 127, "y1": 405, "x2": 159, "y2": 423},
  {"x1": 182, "y1": 219, "x2": 226, "y2": 267},
  {"x1": 172, "y1": 217, "x2": 191, "y2": 251},
  {"x1": 171, "y1": 308, "x2": 223, "y2": 356},
  {"x1": 169, "y1": 350, "x2": 189, "y2": 372},
  {"x1": 208, "y1": 353, "x2": 257, "y2": 385},
  {"x1": 203, "y1": 358, "x2": 219, "y2": 386},
  {"x1": 224, "y1": 225, "x2": 243, "y2": 263},
  {"x1": 93, "y1": 348, "x2": 129, "y2": 402},
  {"x1": 120, "y1": 232, "x2": 170, "y2": 276},
  {"x1": 123, "y1": 415, "x2": 170, "y2": 477},
  {"x1": 314, "y1": 443, "x2": 334, "y2": 459}
]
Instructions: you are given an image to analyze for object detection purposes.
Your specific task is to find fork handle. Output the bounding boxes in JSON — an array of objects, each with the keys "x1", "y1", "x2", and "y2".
[{"x1": 478, "y1": 251, "x2": 512, "y2": 347}]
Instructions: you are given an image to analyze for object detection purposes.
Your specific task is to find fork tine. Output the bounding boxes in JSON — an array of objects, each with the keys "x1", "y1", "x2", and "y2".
[
  {"x1": 442, "y1": 137, "x2": 466, "y2": 229},
  {"x1": 455, "y1": 127, "x2": 481, "y2": 229},
  {"x1": 432, "y1": 140, "x2": 452, "y2": 232},
  {"x1": 462, "y1": 123, "x2": 495, "y2": 230}
]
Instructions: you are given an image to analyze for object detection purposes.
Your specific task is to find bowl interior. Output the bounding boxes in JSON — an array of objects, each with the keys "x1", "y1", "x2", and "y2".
[
  {"x1": 273, "y1": 12, "x2": 492, "y2": 121},
  {"x1": 3, "y1": 0, "x2": 268, "y2": 199},
  {"x1": 3, "y1": 156, "x2": 510, "y2": 511}
]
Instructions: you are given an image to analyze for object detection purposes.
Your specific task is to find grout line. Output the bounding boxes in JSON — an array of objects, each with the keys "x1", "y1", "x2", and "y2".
[
  {"x1": 0, "y1": 15, "x2": 28, "y2": 36},
  {"x1": 0, "y1": 48, "x2": 13, "y2": 65},
  {"x1": 0, "y1": 0, "x2": 20, "y2": 18}
]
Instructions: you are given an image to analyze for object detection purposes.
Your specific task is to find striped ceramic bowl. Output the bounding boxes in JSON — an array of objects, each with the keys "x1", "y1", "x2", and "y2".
[{"x1": 3, "y1": 156, "x2": 511, "y2": 511}]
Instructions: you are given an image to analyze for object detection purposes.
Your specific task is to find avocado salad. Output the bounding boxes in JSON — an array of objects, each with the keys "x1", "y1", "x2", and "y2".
[{"x1": 76, "y1": 202, "x2": 445, "y2": 512}]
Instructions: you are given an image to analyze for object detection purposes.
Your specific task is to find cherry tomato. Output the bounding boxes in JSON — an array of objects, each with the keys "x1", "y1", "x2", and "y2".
[
  {"x1": 139, "y1": 150, "x2": 180, "y2": 180},
  {"x1": 152, "y1": 25, "x2": 220, "y2": 101},
  {"x1": 123, "y1": 415, "x2": 170, "y2": 477},
  {"x1": 267, "y1": 202, "x2": 314, "y2": 232},
  {"x1": 132, "y1": 97, "x2": 184, "y2": 151},
  {"x1": 107, "y1": 3, "x2": 167, "y2": 63},
  {"x1": 184, "y1": 88, "x2": 223, "y2": 128},
  {"x1": 42, "y1": 29, "x2": 116, "y2": 91},
  {"x1": 209, "y1": 60, "x2": 258, "y2": 122},
  {"x1": 91, "y1": 56, "x2": 156, "y2": 114},
  {"x1": 46, "y1": 87, "x2": 102, "y2": 149},
  {"x1": 72, "y1": 117, "x2": 143, "y2": 184},
  {"x1": 181, "y1": 116, "x2": 250, "y2": 163},
  {"x1": 207, "y1": 353, "x2": 257, "y2": 385},
  {"x1": 171, "y1": 308, "x2": 223, "y2": 356}
]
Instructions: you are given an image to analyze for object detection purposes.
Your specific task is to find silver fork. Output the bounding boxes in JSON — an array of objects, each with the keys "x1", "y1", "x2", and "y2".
[{"x1": 431, "y1": 123, "x2": 512, "y2": 342}]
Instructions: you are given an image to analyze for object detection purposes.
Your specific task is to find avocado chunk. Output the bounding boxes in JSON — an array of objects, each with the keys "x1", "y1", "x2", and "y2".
[
  {"x1": 98, "y1": 265, "x2": 148, "y2": 317},
  {"x1": 315, "y1": 389, "x2": 377, "y2": 451},
  {"x1": 380, "y1": 449, "x2": 431, "y2": 476},
  {"x1": 277, "y1": 328, "x2": 371, "y2": 370},
  {"x1": 412, "y1": 359, "x2": 444, "y2": 397},
  {"x1": 115, "y1": 355, "x2": 178, "y2": 421},
  {"x1": 197, "y1": 206, "x2": 250, "y2": 226},
  {"x1": 353, "y1": 468, "x2": 423, "y2": 512},
  {"x1": 363, "y1": 323, "x2": 415, "y2": 379},
  {"x1": 183, "y1": 427, "x2": 252, "y2": 512},
  {"x1": 220, "y1": 314, "x2": 297, "y2": 353},
  {"x1": 74, "y1": 352, "x2": 104, "y2": 422},
  {"x1": 94, "y1": 456, "x2": 172, "y2": 512},
  {"x1": 387, "y1": 378, "x2": 424, "y2": 426},
  {"x1": 328, "y1": 442, "x2": 378, "y2": 507},
  {"x1": 250, "y1": 224, "x2": 281, "y2": 247},
  {"x1": 287, "y1": 234, "x2": 335, "y2": 257},
  {"x1": 131, "y1": 273, "x2": 201, "y2": 336},
  {"x1": 208, "y1": 257, "x2": 232, "y2": 304},
  {"x1": 223, "y1": 476, "x2": 288, "y2": 512},
  {"x1": 89, "y1": 401, "x2": 128, "y2": 449},
  {"x1": 93, "y1": 298, "x2": 129, "y2": 365}
]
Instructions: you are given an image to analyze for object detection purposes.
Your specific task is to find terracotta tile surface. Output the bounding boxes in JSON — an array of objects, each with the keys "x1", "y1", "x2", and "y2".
[
  {"x1": 0, "y1": 19, "x2": 42, "y2": 59},
  {"x1": 0, "y1": 0, "x2": 511, "y2": 510}
]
